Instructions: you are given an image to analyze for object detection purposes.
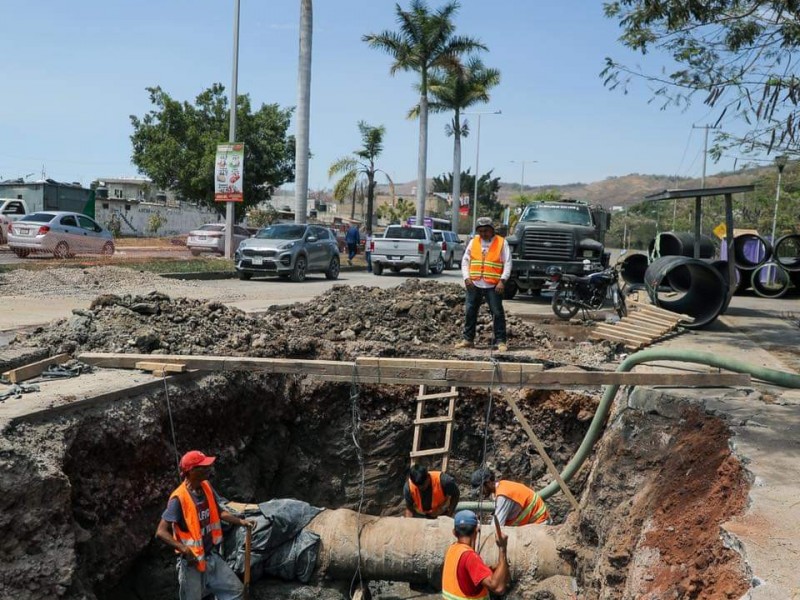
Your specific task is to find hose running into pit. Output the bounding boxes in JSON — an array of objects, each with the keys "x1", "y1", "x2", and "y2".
[{"x1": 535, "y1": 348, "x2": 800, "y2": 501}]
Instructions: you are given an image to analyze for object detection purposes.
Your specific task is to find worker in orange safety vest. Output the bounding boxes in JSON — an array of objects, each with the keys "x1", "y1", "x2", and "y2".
[
  {"x1": 403, "y1": 464, "x2": 460, "y2": 518},
  {"x1": 441, "y1": 509, "x2": 509, "y2": 599},
  {"x1": 155, "y1": 450, "x2": 255, "y2": 600},
  {"x1": 470, "y1": 467, "x2": 551, "y2": 526}
]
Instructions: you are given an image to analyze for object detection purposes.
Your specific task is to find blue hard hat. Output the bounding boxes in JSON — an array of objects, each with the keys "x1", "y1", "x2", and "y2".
[{"x1": 454, "y1": 510, "x2": 479, "y2": 528}]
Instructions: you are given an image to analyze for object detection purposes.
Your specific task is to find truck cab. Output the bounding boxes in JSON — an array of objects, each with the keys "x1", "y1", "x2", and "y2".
[
  {"x1": 0, "y1": 198, "x2": 29, "y2": 244},
  {"x1": 505, "y1": 199, "x2": 610, "y2": 298}
]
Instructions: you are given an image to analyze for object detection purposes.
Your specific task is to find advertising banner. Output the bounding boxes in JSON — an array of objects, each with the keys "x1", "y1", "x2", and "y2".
[{"x1": 214, "y1": 143, "x2": 244, "y2": 202}]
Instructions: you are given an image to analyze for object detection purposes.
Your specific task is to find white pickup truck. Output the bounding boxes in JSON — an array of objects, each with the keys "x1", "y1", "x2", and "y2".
[
  {"x1": 370, "y1": 224, "x2": 443, "y2": 276},
  {"x1": 0, "y1": 198, "x2": 30, "y2": 244}
]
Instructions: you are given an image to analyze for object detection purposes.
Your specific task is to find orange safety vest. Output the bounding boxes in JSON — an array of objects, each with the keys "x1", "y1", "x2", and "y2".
[
  {"x1": 468, "y1": 236, "x2": 505, "y2": 285},
  {"x1": 169, "y1": 480, "x2": 223, "y2": 572},
  {"x1": 441, "y1": 542, "x2": 489, "y2": 599},
  {"x1": 409, "y1": 471, "x2": 448, "y2": 516},
  {"x1": 496, "y1": 480, "x2": 549, "y2": 525}
]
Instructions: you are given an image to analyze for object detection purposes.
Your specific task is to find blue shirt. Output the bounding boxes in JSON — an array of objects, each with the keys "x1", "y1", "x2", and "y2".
[{"x1": 345, "y1": 226, "x2": 360, "y2": 244}]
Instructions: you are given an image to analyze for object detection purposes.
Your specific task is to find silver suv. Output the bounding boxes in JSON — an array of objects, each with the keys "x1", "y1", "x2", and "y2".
[{"x1": 234, "y1": 223, "x2": 340, "y2": 282}]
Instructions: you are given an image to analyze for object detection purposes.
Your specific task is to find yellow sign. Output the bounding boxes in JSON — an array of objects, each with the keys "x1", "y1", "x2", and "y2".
[{"x1": 713, "y1": 223, "x2": 727, "y2": 239}]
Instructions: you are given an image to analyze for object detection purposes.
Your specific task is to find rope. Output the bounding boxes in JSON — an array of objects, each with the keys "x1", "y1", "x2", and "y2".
[
  {"x1": 162, "y1": 374, "x2": 181, "y2": 478},
  {"x1": 349, "y1": 363, "x2": 366, "y2": 599},
  {"x1": 475, "y1": 357, "x2": 499, "y2": 550}
]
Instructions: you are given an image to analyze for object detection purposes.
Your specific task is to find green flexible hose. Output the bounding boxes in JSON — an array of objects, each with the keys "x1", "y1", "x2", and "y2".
[{"x1": 536, "y1": 348, "x2": 800, "y2": 500}]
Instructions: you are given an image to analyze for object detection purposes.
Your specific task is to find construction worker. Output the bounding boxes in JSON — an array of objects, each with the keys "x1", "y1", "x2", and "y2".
[
  {"x1": 155, "y1": 450, "x2": 254, "y2": 600},
  {"x1": 455, "y1": 216, "x2": 512, "y2": 353},
  {"x1": 403, "y1": 464, "x2": 460, "y2": 518},
  {"x1": 442, "y1": 509, "x2": 510, "y2": 598},
  {"x1": 470, "y1": 467, "x2": 551, "y2": 526}
]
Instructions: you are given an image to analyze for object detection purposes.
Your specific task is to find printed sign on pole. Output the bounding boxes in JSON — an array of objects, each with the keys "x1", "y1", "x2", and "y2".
[{"x1": 214, "y1": 143, "x2": 245, "y2": 202}]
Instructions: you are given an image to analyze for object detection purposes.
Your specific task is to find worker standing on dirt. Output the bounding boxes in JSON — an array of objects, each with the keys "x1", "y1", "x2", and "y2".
[
  {"x1": 471, "y1": 467, "x2": 551, "y2": 525},
  {"x1": 403, "y1": 464, "x2": 460, "y2": 518},
  {"x1": 456, "y1": 216, "x2": 512, "y2": 353},
  {"x1": 155, "y1": 450, "x2": 254, "y2": 600},
  {"x1": 442, "y1": 509, "x2": 510, "y2": 598}
]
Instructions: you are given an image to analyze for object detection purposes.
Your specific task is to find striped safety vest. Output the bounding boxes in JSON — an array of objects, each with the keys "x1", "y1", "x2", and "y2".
[
  {"x1": 169, "y1": 480, "x2": 223, "y2": 572},
  {"x1": 468, "y1": 236, "x2": 505, "y2": 285},
  {"x1": 409, "y1": 471, "x2": 448, "y2": 516},
  {"x1": 496, "y1": 480, "x2": 549, "y2": 525},
  {"x1": 441, "y1": 542, "x2": 489, "y2": 599}
]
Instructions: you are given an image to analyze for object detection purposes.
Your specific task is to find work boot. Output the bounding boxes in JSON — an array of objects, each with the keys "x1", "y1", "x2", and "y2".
[
  {"x1": 497, "y1": 342, "x2": 508, "y2": 352},
  {"x1": 454, "y1": 340, "x2": 473, "y2": 349}
]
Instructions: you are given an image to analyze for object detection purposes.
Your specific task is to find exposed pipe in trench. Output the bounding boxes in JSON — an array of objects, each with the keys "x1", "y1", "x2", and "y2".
[{"x1": 304, "y1": 508, "x2": 569, "y2": 586}]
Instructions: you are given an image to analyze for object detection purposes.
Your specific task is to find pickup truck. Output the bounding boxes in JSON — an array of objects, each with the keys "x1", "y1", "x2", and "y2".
[
  {"x1": 370, "y1": 224, "x2": 443, "y2": 276},
  {"x1": 0, "y1": 198, "x2": 29, "y2": 244}
]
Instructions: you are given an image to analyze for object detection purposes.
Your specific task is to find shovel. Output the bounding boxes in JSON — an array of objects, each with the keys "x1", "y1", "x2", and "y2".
[{"x1": 243, "y1": 526, "x2": 252, "y2": 600}]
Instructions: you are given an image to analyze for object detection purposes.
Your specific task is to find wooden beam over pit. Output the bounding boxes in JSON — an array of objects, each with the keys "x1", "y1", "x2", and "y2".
[{"x1": 77, "y1": 352, "x2": 750, "y2": 389}]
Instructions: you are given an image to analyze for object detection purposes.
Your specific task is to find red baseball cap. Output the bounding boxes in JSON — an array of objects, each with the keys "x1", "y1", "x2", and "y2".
[{"x1": 180, "y1": 450, "x2": 216, "y2": 474}]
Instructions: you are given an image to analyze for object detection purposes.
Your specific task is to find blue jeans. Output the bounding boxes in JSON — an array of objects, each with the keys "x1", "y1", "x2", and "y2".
[
  {"x1": 365, "y1": 251, "x2": 372, "y2": 272},
  {"x1": 177, "y1": 552, "x2": 243, "y2": 600},
  {"x1": 463, "y1": 285, "x2": 507, "y2": 344},
  {"x1": 347, "y1": 243, "x2": 357, "y2": 261}
]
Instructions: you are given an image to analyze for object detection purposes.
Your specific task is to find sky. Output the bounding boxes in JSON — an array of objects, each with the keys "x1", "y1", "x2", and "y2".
[{"x1": 0, "y1": 0, "x2": 745, "y2": 193}]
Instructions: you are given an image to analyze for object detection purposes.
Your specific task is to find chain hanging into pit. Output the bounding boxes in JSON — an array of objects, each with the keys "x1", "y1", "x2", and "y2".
[
  {"x1": 162, "y1": 374, "x2": 181, "y2": 477},
  {"x1": 348, "y1": 363, "x2": 367, "y2": 599},
  {"x1": 475, "y1": 357, "x2": 500, "y2": 550}
]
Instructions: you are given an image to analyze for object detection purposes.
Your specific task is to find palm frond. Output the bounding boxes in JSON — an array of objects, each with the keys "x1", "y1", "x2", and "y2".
[{"x1": 328, "y1": 157, "x2": 359, "y2": 179}]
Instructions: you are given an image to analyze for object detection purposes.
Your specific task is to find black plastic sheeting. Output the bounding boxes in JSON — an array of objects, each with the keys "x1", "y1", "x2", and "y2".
[
  {"x1": 644, "y1": 256, "x2": 727, "y2": 328},
  {"x1": 222, "y1": 498, "x2": 323, "y2": 584}
]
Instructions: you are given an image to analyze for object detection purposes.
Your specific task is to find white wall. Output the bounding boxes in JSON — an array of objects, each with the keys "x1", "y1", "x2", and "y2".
[{"x1": 95, "y1": 199, "x2": 221, "y2": 236}]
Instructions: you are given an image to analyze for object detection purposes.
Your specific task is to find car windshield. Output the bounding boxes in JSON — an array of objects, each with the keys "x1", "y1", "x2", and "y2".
[
  {"x1": 255, "y1": 224, "x2": 307, "y2": 240},
  {"x1": 520, "y1": 205, "x2": 592, "y2": 226},
  {"x1": 20, "y1": 212, "x2": 56, "y2": 223}
]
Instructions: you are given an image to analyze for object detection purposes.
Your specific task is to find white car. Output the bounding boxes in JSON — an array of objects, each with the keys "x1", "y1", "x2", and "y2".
[
  {"x1": 186, "y1": 224, "x2": 250, "y2": 256},
  {"x1": 7, "y1": 211, "x2": 115, "y2": 258}
]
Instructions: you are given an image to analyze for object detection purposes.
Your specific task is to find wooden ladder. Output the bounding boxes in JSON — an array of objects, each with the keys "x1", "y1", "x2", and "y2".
[{"x1": 410, "y1": 385, "x2": 458, "y2": 472}]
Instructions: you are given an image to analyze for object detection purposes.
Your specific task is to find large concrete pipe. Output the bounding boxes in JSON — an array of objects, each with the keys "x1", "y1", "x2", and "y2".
[
  {"x1": 644, "y1": 256, "x2": 727, "y2": 328},
  {"x1": 619, "y1": 252, "x2": 649, "y2": 286},
  {"x1": 751, "y1": 262, "x2": 791, "y2": 298},
  {"x1": 656, "y1": 231, "x2": 715, "y2": 258},
  {"x1": 733, "y1": 233, "x2": 771, "y2": 269},
  {"x1": 305, "y1": 509, "x2": 569, "y2": 587},
  {"x1": 774, "y1": 234, "x2": 800, "y2": 273}
]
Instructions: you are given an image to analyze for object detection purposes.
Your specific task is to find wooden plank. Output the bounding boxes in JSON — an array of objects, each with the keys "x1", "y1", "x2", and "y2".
[
  {"x1": 627, "y1": 312, "x2": 681, "y2": 326},
  {"x1": 410, "y1": 447, "x2": 449, "y2": 459},
  {"x1": 589, "y1": 332, "x2": 644, "y2": 349},
  {"x1": 594, "y1": 326, "x2": 653, "y2": 344},
  {"x1": 414, "y1": 415, "x2": 453, "y2": 425},
  {"x1": 2, "y1": 353, "x2": 71, "y2": 384},
  {"x1": 613, "y1": 321, "x2": 673, "y2": 336},
  {"x1": 631, "y1": 302, "x2": 694, "y2": 323},
  {"x1": 135, "y1": 361, "x2": 186, "y2": 374},
  {"x1": 418, "y1": 390, "x2": 459, "y2": 401}
]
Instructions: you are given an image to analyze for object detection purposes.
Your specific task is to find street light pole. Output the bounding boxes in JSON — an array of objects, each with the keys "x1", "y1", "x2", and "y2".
[
  {"x1": 464, "y1": 110, "x2": 501, "y2": 233},
  {"x1": 768, "y1": 155, "x2": 788, "y2": 283},
  {"x1": 225, "y1": 0, "x2": 241, "y2": 259},
  {"x1": 511, "y1": 160, "x2": 537, "y2": 198}
]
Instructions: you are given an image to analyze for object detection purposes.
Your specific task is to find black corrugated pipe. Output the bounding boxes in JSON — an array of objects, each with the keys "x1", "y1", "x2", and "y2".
[
  {"x1": 656, "y1": 231, "x2": 716, "y2": 258},
  {"x1": 775, "y1": 234, "x2": 800, "y2": 272},
  {"x1": 733, "y1": 233, "x2": 772, "y2": 268},
  {"x1": 751, "y1": 262, "x2": 791, "y2": 298},
  {"x1": 644, "y1": 256, "x2": 727, "y2": 328},
  {"x1": 619, "y1": 252, "x2": 649, "y2": 286},
  {"x1": 710, "y1": 260, "x2": 740, "y2": 311}
]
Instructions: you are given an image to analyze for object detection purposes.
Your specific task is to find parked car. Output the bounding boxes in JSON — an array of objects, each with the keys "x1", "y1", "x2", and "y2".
[
  {"x1": 186, "y1": 223, "x2": 251, "y2": 256},
  {"x1": 234, "y1": 223, "x2": 340, "y2": 282},
  {"x1": 0, "y1": 198, "x2": 30, "y2": 244},
  {"x1": 370, "y1": 224, "x2": 443, "y2": 276},
  {"x1": 432, "y1": 229, "x2": 466, "y2": 270},
  {"x1": 7, "y1": 211, "x2": 115, "y2": 258}
]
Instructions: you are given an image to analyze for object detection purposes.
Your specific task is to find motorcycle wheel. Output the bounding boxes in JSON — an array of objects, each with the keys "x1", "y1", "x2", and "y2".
[
  {"x1": 552, "y1": 289, "x2": 580, "y2": 320},
  {"x1": 612, "y1": 287, "x2": 628, "y2": 318}
]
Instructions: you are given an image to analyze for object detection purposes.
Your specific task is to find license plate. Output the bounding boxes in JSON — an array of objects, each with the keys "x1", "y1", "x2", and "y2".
[
  {"x1": 388, "y1": 255, "x2": 400, "y2": 260},
  {"x1": 198, "y1": 235, "x2": 207, "y2": 240},
  {"x1": 251, "y1": 257, "x2": 264, "y2": 265},
  {"x1": 19, "y1": 228, "x2": 29, "y2": 235}
]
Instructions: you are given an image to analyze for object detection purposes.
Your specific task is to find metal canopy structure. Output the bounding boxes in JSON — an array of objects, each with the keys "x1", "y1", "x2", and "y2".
[{"x1": 645, "y1": 185, "x2": 755, "y2": 303}]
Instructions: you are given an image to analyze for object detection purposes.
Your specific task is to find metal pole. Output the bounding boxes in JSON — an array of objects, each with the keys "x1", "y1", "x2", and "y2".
[
  {"x1": 472, "y1": 114, "x2": 482, "y2": 234},
  {"x1": 768, "y1": 159, "x2": 786, "y2": 284},
  {"x1": 225, "y1": 0, "x2": 240, "y2": 259},
  {"x1": 520, "y1": 161, "x2": 525, "y2": 195}
]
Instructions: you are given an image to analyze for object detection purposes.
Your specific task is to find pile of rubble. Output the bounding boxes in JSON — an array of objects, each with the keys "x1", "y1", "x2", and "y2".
[{"x1": 13, "y1": 279, "x2": 613, "y2": 366}]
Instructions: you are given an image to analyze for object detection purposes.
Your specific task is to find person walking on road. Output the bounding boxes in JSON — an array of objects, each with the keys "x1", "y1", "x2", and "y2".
[
  {"x1": 403, "y1": 464, "x2": 460, "y2": 518},
  {"x1": 345, "y1": 224, "x2": 360, "y2": 266},
  {"x1": 441, "y1": 509, "x2": 510, "y2": 598},
  {"x1": 456, "y1": 217, "x2": 512, "y2": 352},
  {"x1": 471, "y1": 467, "x2": 551, "y2": 526},
  {"x1": 155, "y1": 450, "x2": 254, "y2": 600}
]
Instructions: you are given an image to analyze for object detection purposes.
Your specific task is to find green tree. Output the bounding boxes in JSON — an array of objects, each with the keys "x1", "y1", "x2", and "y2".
[
  {"x1": 603, "y1": 0, "x2": 800, "y2": 157},
  {"x1": 130, "y1": 85, "x2": 295, "y2": 214},
  {"x1": 246, "y1": 206, "x2": 279, "y2": 229},
  {"x1": 148, "y1": 212, "x2": 166, "y2": 236},
  {"x1": 328, "y1": 121, "x2": 394, "y2": 234},
  {"x1": 376, "y1": 196, "x2": 416, "y2": 223},
  {"x1": 425, "y1": 56, "x2": 500, "y2": 232},
  {"x1": 432, "y1": 169, "x2": 502, "y2": 233},
  {"x1": 364, "y1": 0, "x2": 485, "y2": 223}
]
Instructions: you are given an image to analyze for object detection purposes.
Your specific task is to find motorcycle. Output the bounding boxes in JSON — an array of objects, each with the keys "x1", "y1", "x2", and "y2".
[{"x1": 547, "y1": 254, "x2": 628, "y2": 321}]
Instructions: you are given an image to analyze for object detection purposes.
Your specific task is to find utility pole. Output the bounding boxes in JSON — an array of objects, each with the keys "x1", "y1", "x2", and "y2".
[
  {"x1": 688, "y1": 124, "x2": 716, "y2": 233},
  {"x1": 464, "y1": 110, "x2": 501, "y2": 233},
  {"x1": 511, "y1": 160, "x2": 537, "y2": 199},
  {"x1": 224, "y1": 0, "x2": 241, "y2": 259}
]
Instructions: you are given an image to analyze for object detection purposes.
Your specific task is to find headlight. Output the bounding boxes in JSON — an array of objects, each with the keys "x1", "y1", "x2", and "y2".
[{"x1": 281, "y1": 241, "x2": 296, "y2": 250}]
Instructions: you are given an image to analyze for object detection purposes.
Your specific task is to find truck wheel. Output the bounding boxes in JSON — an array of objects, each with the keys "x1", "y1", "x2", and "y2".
[
  {"x1": 290, "y1": 255, "x2": 307, "y2": 282},
  {"x1": 419, "y1": 256, "x2": 429, "y2": 277},
  {"x1": 445, "y1": 253, "x2": 454, "y2": 270},
  {"x1": 432, "y1": 256, "x2": 445, "y2": 274},
  {"x1": 373, "y1": 262, "x2": 383, "y2": 275},
  {"x1": 552, "y1": 290, "x2": 580, "y2": 320},
  {"x1": 503, "y1": 280, "x2": 518, "y2": 300}
]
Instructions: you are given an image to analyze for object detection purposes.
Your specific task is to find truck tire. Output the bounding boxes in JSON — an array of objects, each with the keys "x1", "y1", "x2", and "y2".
[
  {"x1": 503, "y1": 280, "x2": 518, "y2": 300},
  {"x1": 432, "y1": 256, "x2": 445, "y2": 274},
  {"x1": 373, "y1": 262, "x2": 383, "y2": 275},
  {"x1": 445, "y1": 252, "x2": 454, "y2": 270},
  {"x1": 419, "y1": 256, "x2": 429, "y2": 277}
]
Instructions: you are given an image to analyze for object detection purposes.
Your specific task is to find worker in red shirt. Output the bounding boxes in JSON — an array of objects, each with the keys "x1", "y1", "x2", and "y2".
[{"x1": 441, "y1": 509, "x2": 509, "y2": 598}]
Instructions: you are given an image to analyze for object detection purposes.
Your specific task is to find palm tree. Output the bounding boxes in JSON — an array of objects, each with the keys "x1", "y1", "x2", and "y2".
[
  {"x1": 328, "y1": 121, "x2": 394, "y2": 234},
  {"x1": 364, "y1": 1, "x2": 485, "y2": 224},
  {"x1": 425, "y1": 56, "x2": 500, "y2": 232},
  {"x1": 294, "y1": 0, "x2": 312, "y2": 224}
]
